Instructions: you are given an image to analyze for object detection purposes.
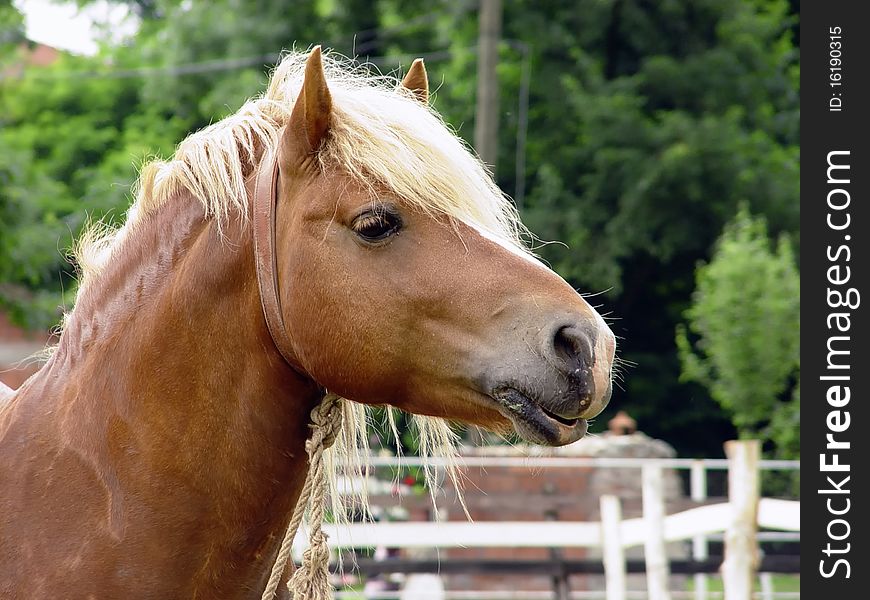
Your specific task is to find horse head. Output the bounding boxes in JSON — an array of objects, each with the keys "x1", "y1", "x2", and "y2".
[{"x1": 269, "y1": 48, "x2": 615, "y2": 446}]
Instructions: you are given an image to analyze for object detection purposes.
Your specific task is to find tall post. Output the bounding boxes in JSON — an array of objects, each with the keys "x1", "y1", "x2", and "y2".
[
  {"x1": 722, "y1": 440, "x2": 761, "y2": 600},
  {"x1": 474, "y1": 0, "x2": 502, "y2": 174},
  {"x1": 690, "y1": 460, "x2": 709, "y2": 600},
  {"x1": 601, "y1": 495, "x2": 627, "y2": 600},
  {"x1": 642, "y1": 464, "x2": 672, "y2": 600},
  {"x1": 514, "y1": 42, "x2": 530, "y2": 210}
]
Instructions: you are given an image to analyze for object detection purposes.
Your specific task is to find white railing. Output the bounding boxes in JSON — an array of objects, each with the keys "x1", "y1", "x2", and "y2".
[
  {"x1": 295, "y1": 441, "x2": 799, "y2": 600},
  {"x1": 300, "y1": 496, "x2": 797, "y2": 550}
]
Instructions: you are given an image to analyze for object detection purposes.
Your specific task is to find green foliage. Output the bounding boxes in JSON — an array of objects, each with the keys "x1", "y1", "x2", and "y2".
[
  {"x1": 1, "y1": 51, "x2": 153, "y2": 327},
  {"x1": 0, "y1": 1, "x2": 24, "y2": 55},
  {"x1": 676, "y1": 208, "x2": 799, "y2": 456},
  {"x1": 512, "y1": 0, "x2": 799, "y2": 291}
]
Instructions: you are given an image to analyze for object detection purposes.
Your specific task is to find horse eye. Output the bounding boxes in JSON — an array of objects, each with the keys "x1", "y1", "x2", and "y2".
[{"x1": 353, "y1": 211, "x2": 402, "y2": 242}]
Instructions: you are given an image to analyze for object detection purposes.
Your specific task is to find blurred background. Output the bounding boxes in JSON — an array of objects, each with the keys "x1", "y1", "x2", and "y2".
[{"x1": 0, "y1": 1, "x2": 800, "y2": 597}]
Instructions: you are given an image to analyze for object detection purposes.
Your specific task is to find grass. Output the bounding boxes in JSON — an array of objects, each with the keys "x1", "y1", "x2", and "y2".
[{"x1": 686, "y1": 573, "x2": 800, "y2": 593}]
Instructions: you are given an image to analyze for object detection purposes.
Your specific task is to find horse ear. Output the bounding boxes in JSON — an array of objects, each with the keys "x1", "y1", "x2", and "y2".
[
  {"x1": 282, "y1": 46, "x2": 332, "y2": 163},
  {"x1": 400, "y1": 58, "x2": 429, "y2": 104}
]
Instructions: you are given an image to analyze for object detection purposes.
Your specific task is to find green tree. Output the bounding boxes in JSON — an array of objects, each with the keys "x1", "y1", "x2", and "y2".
[
  {"x1": 0, "y1": 49, "x2": 159, "y2": 327},
  {"x1": 676, "y1": 207, "x2": 799, "y2": 457}
]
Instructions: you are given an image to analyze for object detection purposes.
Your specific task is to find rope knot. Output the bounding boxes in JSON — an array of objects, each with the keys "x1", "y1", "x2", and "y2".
[{"x1": 308, "y1": 396, "x2": 343, "y2": 450}]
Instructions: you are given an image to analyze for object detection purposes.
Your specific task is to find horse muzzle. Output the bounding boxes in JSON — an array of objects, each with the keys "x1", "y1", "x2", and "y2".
[{"x1": 482, "y1": 315, "x2": 615, "y2": 446}]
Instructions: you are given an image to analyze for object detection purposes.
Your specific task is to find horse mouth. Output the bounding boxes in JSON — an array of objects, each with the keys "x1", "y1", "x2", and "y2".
[{"x1": 490, "y1": 387, "x2": 588, "y2": 446}]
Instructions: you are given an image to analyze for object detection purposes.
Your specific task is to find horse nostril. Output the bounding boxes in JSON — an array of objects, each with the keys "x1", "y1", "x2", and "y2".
[
  {"x1": 552, "y1": 325, "x2": 594, "y2": 372},
  {"x1": 553, "y1": 326, "x2": 577, "y2": 364}
]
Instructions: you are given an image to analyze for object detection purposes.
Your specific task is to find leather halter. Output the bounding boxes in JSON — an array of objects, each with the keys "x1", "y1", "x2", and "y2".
[{"x1": 251, "y1": 149, "x2": 303, "y2": 373}]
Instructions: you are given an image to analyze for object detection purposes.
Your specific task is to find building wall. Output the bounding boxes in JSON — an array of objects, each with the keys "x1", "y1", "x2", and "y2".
[{"x1": 439, "y1": 431, "x2": 685, "y2": 593}]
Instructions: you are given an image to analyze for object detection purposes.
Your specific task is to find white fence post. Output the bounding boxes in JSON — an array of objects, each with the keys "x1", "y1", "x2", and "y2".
[
  {"x1": 722, "y1": 440, "x2": 761, "y2": 600},
  {"x1": 759, "y1": 572, "x2": 774, "y2": 600},
  {"x1": 642, "y1": 464, "x2": 672, "y2": 600},
  {"x1": 690, "y1": 459, "x2": 709, "y2": 600},
  {"x1": 600, "y1": 494, "x2": 627, "y2": 600},
  {"x1": 400, "y1": 574, "x2": 445, "y2": 600}
]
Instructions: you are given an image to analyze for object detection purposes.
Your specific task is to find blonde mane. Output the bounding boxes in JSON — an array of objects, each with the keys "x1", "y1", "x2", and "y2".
[{"x1": 75, "y1": 49, "x2": 532, "y2": 522}]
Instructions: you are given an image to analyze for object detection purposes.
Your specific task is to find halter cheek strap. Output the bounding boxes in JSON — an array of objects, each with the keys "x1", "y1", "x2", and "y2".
[
  {"x1": 252, "y1": 149, "x2": 343, "y2": 600},
  {"x1": 251, "y1": 149, "x2": 305, "y2": 374}
]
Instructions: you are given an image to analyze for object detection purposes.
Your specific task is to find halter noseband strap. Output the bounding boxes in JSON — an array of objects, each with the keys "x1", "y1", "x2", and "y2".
[{"x1": 252, "y1": 149, "x2": 303, "y2": 373}]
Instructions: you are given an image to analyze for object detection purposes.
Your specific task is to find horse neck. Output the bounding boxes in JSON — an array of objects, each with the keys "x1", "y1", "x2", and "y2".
[{"x1": 32, "y1": 192, "x2": 321, "y2": 586}]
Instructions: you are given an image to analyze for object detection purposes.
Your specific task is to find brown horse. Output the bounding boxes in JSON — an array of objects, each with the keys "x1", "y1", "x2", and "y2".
[{"x1": 0, "y1": 48, "x2": 615, "y2": 599}]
